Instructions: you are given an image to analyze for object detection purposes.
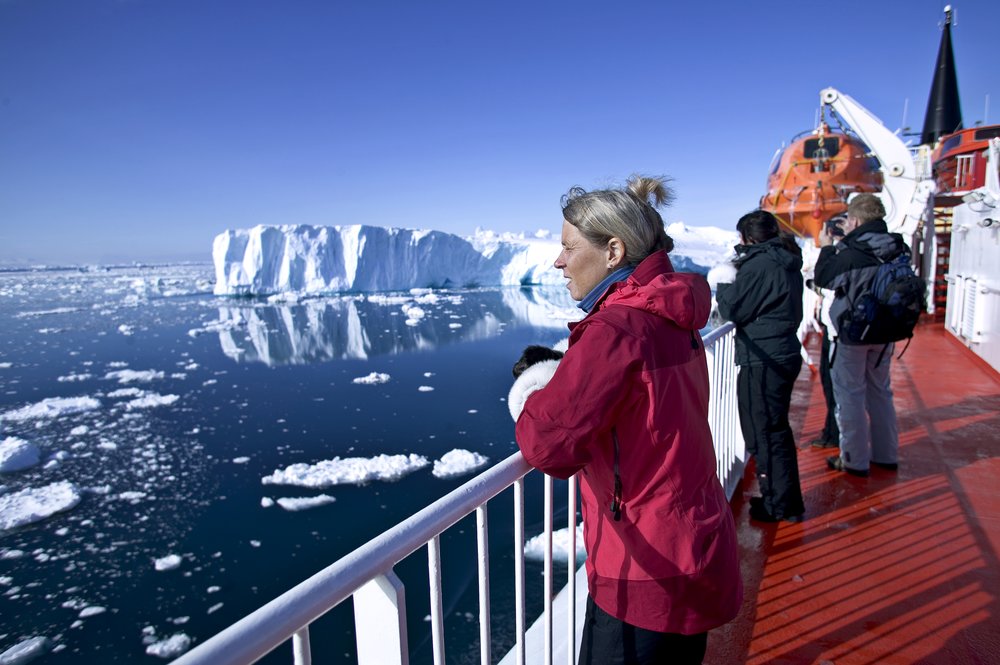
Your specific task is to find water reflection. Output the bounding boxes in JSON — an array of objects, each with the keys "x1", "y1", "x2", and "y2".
[{"x1": 216, "y1": 287, "x2": 579, "y2": 365}]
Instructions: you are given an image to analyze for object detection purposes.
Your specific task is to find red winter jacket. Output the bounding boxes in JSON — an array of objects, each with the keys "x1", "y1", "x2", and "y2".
[{"x1": 514, "y1": 250, "x2": 743, "y2": 634}]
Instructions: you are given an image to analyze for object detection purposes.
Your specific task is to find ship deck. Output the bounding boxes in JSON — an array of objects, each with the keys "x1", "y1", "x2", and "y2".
[{"x1": 706, "y1": 322, "x2": 1000, "y2": 664}]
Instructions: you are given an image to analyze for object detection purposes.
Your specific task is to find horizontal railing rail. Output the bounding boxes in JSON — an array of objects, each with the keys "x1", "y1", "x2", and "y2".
[{"x1": 173, "y1": 322, "x2": 743, "y2": 665}]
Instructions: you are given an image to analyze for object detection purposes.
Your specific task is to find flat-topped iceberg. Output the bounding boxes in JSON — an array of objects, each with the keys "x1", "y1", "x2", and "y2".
[
  {"x1": 212, "y1": 223, "x2": 735, "y2": 296},
  {"x1": 213, "y1": 225, "x2": 564, "y2": 296}
]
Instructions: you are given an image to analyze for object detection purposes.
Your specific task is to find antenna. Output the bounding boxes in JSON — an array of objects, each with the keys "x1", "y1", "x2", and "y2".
[{"x1": 900, "y1": 97, "x2": 909, "y2": 133}]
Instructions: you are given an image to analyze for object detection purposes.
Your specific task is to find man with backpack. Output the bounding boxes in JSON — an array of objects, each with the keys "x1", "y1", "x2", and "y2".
[{"x1": 814, "y1": 194, "x2": 925, "y2": 477}]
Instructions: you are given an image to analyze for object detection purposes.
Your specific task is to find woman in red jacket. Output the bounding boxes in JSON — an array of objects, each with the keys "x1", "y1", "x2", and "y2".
[{"x1": 508, "y1": 176, "x2": 742, "y2": 664}]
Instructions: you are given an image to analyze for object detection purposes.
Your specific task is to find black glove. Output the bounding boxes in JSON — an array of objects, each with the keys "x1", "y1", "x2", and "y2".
[{"x1": 512, "y1": 345, "x2": 564, "y2": 378}]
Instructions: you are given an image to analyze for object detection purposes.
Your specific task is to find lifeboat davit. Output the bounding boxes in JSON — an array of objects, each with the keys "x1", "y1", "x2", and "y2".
[{"x1": 760, "y1": 122, "x2": 883, "y2": 241}]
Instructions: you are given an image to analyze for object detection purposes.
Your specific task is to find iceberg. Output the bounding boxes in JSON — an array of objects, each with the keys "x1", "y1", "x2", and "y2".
[
  {"x1": 213, "y1": 224, "x2": 566, "y2": 296},
  {"x1": 212, "y1": 224, "x2": 736, "y2": 296}
]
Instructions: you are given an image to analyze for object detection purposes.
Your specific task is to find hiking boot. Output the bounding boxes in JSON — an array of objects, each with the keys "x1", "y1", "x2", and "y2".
[
  {"x1": 826, "y1": 455, "x2": 869, "y2": 478},
  {"x1": 749, "y1": 501, "x2": 804, "y2": 523},
  {"x1": 809, "y1": 438, "x2": 839, "y2": 449}
]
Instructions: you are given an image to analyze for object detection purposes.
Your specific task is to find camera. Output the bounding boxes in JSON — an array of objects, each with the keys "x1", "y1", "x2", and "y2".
[{"x1": 824, "y1": 215, "x2": 846, "y2": 238}]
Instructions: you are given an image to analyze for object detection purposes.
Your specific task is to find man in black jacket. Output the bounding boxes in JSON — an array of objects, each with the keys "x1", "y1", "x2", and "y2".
[{"x1": 814, "y1": 194, "x2": 903, "y2": 477}]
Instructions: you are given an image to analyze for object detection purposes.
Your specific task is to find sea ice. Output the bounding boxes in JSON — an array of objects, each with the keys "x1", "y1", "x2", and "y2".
[
  {"x1": 78, "y1": 606, "x2": 106, "y2": 618},
  {"x1": 524, "y1": 523, "x2": 587, "y2": 565},
  {"x1": 432, "y1": 449, "x2": 489, "y2": 479},
  {"x1": 276, "y1": 494, "x2": 336, "y2": 511},
  {"x1": 352, "y1": 372, "x2": 390, "y2": 385},
  {"x1": 145, "y1": 633, "x2": 191, "y2": 659},
  {"x1": 0, "y1": 636, "x2": 52, "y2": 664},
  {"x1": 154, "y1": 554, "x2": 182, "y2": 571},
  {"x1": 0, "y1": 437, "x2": 41, "y2": 473},
  {"x1": 124, "y1": 394, "x2": 179, "y2": 410},
  {"x1": 0, "y1": 482, "x2": 81, "y2": 531},
  {"x1": 262, "y1": 453, "x2": 430, "y2": 488},
  {"x1": 1, "y1": 397, "x2": 101, "y2": 422},
  {"x1": 104, "y1": 369, "x2": 164, "y2": 384}
]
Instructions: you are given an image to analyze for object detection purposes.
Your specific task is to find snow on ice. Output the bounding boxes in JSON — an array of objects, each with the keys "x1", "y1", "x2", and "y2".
[
  {"x1": 525, "y1": 523, "x2": 587, "y2": 565},
  {"x1": 432, "y1": 449, "x2": 489, "y2": 478},
  {"x1": 275, "y1": 494, "x2": 336, "y2": 511},
  {"x1": 0, "y1": 437, "x2": 41, "y2": 473},
  {"x1": 145, "y1": 633, "x2": 192, "y2": 659},
  {"x1": 0, "y1": 481, "x2": 81, "y2": 531},
  {"x1": 0, "y1": 396, "x2": 101, "y2": 422},
  {"x1": 261, "y1": 453, "x2": 431, "y2": 488}
]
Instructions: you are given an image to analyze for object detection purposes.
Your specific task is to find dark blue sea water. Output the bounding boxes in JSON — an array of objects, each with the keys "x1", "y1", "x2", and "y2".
[{"x1": 0, "y1": 265, "x2": 580, "y2": 664}]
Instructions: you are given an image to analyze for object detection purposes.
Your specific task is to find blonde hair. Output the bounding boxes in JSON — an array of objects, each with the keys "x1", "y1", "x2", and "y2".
[{"x1": 561, "y1": 175, "x2": 675, "y2": 265}]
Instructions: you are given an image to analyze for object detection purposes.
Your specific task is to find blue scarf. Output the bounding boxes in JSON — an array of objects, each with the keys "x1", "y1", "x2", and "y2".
[{"x1": 579, "y1": 266, "x2": 636, "y2": 313}]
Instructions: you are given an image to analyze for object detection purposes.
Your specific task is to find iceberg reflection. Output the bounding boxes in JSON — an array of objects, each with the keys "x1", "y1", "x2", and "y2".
[{"x1": 215, "y1": 287, "x2": 578, "y2": 365}]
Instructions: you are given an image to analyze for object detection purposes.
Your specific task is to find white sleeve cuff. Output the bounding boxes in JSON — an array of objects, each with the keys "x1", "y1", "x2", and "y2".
[{"x1": 507, "y1": 359, "x2": 560, "y2": 421}]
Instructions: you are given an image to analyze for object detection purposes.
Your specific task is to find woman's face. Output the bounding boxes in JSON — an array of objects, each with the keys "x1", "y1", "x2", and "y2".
[{"x1": 554, "y1": 221, "x2": 612, "y2": 301}]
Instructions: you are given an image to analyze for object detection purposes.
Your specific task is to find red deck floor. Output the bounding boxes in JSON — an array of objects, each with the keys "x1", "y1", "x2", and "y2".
[{"x1": 705, "y1": 323, "x2": 1000, "y2": 664}]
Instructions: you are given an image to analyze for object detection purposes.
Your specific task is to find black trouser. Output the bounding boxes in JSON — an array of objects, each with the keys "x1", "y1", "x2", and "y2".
[
  {"x1": 819, "y1": 325, "x2": 840, "y2": 444},
  {"x1": 578, "y1": 596, "x2": 708, "y2": 665},
  {"x1": 737, "y1": 356, "x2": 805, "y2": 519}
]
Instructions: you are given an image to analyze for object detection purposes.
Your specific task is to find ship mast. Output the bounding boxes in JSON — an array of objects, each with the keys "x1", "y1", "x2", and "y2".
[{"x1": 921, "y1": 5, "x2": 963, "y2": 145}]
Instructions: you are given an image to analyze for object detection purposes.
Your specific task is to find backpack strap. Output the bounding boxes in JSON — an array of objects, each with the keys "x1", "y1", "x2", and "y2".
[
  {"x1": 610, "y1": 428, "x2": 622, "y2": 522},
  {"x1": 874, "y1": 343, "x2": 890, "y2": 368},
  {"x1": 895, "y1": 336, "x2": 913, "y2": 360}
]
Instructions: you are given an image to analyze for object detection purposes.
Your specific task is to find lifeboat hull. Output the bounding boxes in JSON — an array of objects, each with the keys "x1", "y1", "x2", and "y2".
[
  {"x1": 931, "y1": 124, "x2": 1000, "y2": 206},
  {"x1": 761, "y1": 130, "x2": 882, "y2": 240}
]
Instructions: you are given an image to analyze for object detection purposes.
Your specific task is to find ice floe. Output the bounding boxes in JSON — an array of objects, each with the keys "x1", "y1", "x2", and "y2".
[
  {"x1": 1, "y1": 397, "x2": 101, "y2": 422},
  {"x1": 432, "y1": 449, "x2": 489, "y2": 479},
  {"x1": 0, "y1": 437, "x2": 41, "y2": 473},
  {"x1": 275, "y1": 494, "x2": 336, "y2": 511},
  {"x1": 145, "y1": 633, "x2": 192, "y2": 659},
  {"x1": 0, "y1": 481, "x2": 81, "y2": 531},
  {"x1": 352, "y1": 372, "x2": 390, "y2": 385},
  {"x1": 525, "y1": 523, "x2": 587, "y2": 565},
  {"x1": 262, "y1": 454, "x2": 430, "y2": 488}
]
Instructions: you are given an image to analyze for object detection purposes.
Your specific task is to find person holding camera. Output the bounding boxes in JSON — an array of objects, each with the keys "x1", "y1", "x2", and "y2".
[
  {"x1": 715, "y1": 210, "x2": 805, "y2": 524},
  {"x1": 808, "y1": 214, "x2": 846, "y2": 450},
  {"x1": 507, "y1": 175, "x2": 742, "y2": 665}
]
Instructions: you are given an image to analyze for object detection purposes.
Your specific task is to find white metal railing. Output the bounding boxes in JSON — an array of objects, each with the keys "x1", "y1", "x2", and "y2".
[{"x1": 173, "y1": 323, "x2": 743, "y2": 665}]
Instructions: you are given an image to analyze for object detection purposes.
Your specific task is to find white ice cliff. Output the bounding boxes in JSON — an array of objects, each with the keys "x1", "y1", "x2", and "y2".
[{"x1": 213, "y1": 225, "x2": 565, "y2": 296}]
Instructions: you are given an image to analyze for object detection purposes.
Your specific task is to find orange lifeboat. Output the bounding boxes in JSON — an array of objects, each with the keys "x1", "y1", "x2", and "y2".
[
  {"x1": 761, "y1": 122, "x2": 883, "y2": 241},
  {"x1": 931, "y1": 124, "x2": 1000, "y2": 206}
]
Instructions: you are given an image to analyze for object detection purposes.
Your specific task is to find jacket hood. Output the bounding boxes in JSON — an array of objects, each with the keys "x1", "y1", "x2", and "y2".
[
  {"x1": 734, "y1": 237, "x2": 803, "y2": 272},
  {"x1": 843, "y1": 218, "x2": 906, "y2": 260},
  {"x1": 599, "y1": 250, "x2": 711, "y2": 331}
]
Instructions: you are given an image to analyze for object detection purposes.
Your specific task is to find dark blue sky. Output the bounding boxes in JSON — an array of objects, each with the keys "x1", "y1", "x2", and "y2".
[{"x1": 1, "y1": 0, "x2": 996, "y2": 264}]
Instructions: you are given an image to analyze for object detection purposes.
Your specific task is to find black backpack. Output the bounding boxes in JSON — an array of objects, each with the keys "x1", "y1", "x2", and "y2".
[{"x1": 840, "y1": 249, "x2": 926, "y2": 345}]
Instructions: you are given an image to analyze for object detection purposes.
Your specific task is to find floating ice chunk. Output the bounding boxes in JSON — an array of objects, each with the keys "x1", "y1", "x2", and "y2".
[
  {"x1": 276, "y1": 494, "x2": 336, "y2": 511},
  {"x1": 525, "y1": 523, "x2": 587, "y2": 565},
  {"x1": 262, "y1": 454, "x2": 430, "y2": 488},
  {"x1": 69, "y1": 425, "x2": 89, "y2": 436},
  {"x1": 145, "y1": 633, "x2": 191, "y2": 659},
  {"x1": 117, "y1": 325, "x2": 134, "y2": 336},
  {"x1": 417, "y1": 386, "x2": 434, "y2": 392},
  {"x1": 1, "y1": 549, "x2": 25, "y2": 559},
  {"x1": 0, "y1": 362, "x2": 11, "y2": 369},
  {"x1": 448, "y1": 323, "x2": 462, "y2": 329},
  {"x1": 0, "y1": 438, "x2": 41, "y2": 473},
  {"x1": 432, "y1": 449, "x2": 489, "y2": 479},
  {"x1": 260, "y1": 497, "x2": 274, "y2": 508},
  {"x1": 107, "y1": 387, "x2": 144, "y2": 398},
  {"x1": 1, "y1": 397, "x2": 101, "y2": 422},
  {"x1": 0, "y1": 482, "x2": 81, "y2": 531},
  {"x1": 0, "y1": 636, "x2": 52, "y2": 664},
  {"x1": 352, "y1": 372, "x2": 390, "y2": 385},
  {"x1": 57, "y1": 373, "x2": 93, "y2": 383},
  {"x1": 79, "y1": 606, "x2": 106, "y2": 618},
  {"x1": 104, "y1": 369, "x2": 164, "y2": 384},
  {"x1": 119, "y1": 491, "x2": 147, "y2": 503},
  {"x1": 232, "y1": 456, "x2": 250, "y2": 464},
  {"x1": 207, "y1": 602, "x2": 223, "y2": 614},
  {"x1": 124, "y1": 394, "x2": 179, "y2": 410},
  {"x1": 14, "y1": 307, "x2": 78, "y2": 318},
  {"x1": 154, "y1": 554, "x2": 182, "y2": 571}
]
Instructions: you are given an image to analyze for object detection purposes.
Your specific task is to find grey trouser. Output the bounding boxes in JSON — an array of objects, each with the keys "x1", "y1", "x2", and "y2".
[{"x1": 831, "y1": 342, "x2": 899, "y2": 471}]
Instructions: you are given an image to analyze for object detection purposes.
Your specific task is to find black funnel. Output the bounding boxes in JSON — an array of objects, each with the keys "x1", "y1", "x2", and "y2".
[{"x1": 921, "y1": 7, "x2": 963, "y2": 145}]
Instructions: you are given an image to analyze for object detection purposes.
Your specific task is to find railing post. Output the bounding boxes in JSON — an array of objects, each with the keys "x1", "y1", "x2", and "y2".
[
  {"x1": 353, "y1": 571, "x2": 409, "y2": 665},
  {"x1": 292, "y1": 627, "x2": 311, "y2": 665}
]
